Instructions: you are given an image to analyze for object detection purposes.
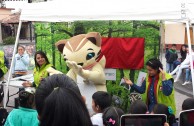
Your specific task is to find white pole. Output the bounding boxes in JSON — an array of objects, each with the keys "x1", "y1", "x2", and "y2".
[
  {"x1": 0, "y1": 22, "x2": 2, "y2": 43},
  {"x1": 185, "y1": 21, "x2": 194, "y2": 98},
  {"x1": 3, "y1": 20, "x2": 23, "y2": 108}
]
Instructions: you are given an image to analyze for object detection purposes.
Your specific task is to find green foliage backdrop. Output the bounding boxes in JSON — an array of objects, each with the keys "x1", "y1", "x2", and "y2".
[{"x1": 34, "y1": 21, "x2": 160, "y2": 112}]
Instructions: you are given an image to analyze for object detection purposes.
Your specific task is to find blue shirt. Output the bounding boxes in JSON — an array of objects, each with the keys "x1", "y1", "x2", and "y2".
[
  {"x1": 131, "y1": 78, "x2": 173, "y2": 112},
  {"x1": 12, "y1": 53, "x2": 29, "y2": 74},
  {"x1": 4, "y1": 107, "x2": 39, "y2": 126}
]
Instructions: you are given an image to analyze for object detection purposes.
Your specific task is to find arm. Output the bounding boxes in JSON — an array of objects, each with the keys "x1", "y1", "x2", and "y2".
[
  {"x1": 124, "y1": 78, "x2": 146, "y2": 94},
  {"x1": 162, "y1": 79, "x2": 173, "y2": 96},
  {"x1": 20, "y1": 54, "x2": 29, "y2": 66},
  {"x1": 159, "y1": 68, "x2": 173, "y2": 96},
  {"x1": 131, "y1": 80, "x2": 146, "y2": 94}
]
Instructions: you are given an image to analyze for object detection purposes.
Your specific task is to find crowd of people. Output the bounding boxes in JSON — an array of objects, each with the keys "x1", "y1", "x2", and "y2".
[
  {"x1": 0, "y1": 44, "x2": 193, "y2": 126},
  {"x1": 166, "y1": 44, "x2": 193, "y2": 85}
]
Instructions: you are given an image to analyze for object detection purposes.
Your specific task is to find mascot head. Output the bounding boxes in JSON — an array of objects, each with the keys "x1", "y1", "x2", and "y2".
[{"x1": 55, "y1": 32, "x2": 103, "y2": 69}]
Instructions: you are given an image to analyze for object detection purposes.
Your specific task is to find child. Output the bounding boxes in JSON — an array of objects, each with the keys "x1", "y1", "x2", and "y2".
[
  {"x1": 4, "y1": 88, "x2": 39, "y2": 126},
  {"x1": 102, "y1": 106, "x2": 124, "y2": 126},
  {"x1": 129, "y1": 100, "x2": 148, "y2": 114},
  {"x1": 182, "y1": 98, "x2": 194, "y2": 110},
  {"x1": 165, "y1": 44, "x2": 178, "y2": 73},
  {"x1": 152, "y1": 103, "x2": 176, "y2": 126},
  {"x1": 91, "y1": 91, "x2": 112, "y2": 126}
]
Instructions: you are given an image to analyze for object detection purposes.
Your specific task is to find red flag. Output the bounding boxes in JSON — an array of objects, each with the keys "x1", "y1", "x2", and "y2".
[{"x1": 101, "y1": 37, "x2": 144, "y2": 69}]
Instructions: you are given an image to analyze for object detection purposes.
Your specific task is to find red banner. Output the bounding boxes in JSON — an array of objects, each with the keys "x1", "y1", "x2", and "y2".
[{"x1": 101, "y1": 37, "x2": 144, "y2": 69}]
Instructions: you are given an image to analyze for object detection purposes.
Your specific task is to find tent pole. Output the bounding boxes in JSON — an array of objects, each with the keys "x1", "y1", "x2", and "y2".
[
  {"x1": 185, "y1": 21, "x2": 194, "y2": 98},
  {"x1": 159, "y1": 21, "x2": 164, "y2": 62},
  {"x1": 3, "y1": 20, "x2": 23, "y2": 108}
]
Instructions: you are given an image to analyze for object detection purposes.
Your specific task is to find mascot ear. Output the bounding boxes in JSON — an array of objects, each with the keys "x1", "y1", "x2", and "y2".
[
  {"x1": 55, "y1": 40, "x2": 67, "y2": 53},
  {"x1": 86, "y1": 32, "x2": 101, "y2": 47}
]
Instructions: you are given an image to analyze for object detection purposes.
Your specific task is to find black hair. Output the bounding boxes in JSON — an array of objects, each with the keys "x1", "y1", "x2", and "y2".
[
  {"x1": 152, "y1": 104, "x2": 176, "y2": 126},
  {"x1": 129, "y1": 100, "x2": 147, "y2": 114},
  {"x1": 92, "y1": 91, "x2": 112, "y2": 111},
  {"x1": 40, "y1": 87, "x2": 92, "y2": 126},
  {"x1": 35, "y1": 74, "x2": 82, "y2": 116},
  {"x1": 18, "y1": 45, "x2": 25, "y2": 50},
  {"x1": 103, "y1": 107, "x2": 124, "y2": 126},
  {"x1": 172, "y1": 44, "x2": 176, "y2": 47},
  {"x1": 19, "y1": 90, "x2": 34, "y2": 109},
  {"x1": 146, "y1": 58, "x2": 163, "y2": 71},
  {"x1": 182, "y1": 98, "x2": 194, "y2": 110},
  {"x1": 34, "y1": 51, "x2": 50, "y2": 68}
]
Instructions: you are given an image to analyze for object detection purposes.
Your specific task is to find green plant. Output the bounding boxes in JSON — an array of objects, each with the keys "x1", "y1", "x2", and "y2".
[{"x1": 3, "y1": 36, "x2": 15, "y2": 45}]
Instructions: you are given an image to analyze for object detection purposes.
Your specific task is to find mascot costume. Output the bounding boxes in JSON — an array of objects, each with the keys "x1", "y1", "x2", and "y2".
[{"x1": 55, "y1": 32, "x2": 107, "y2": 114}]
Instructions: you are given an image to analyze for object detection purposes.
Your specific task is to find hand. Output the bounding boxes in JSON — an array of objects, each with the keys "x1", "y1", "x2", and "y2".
[
  {"x1": 159, "y1": 67, "x2": 166, "y2": 81},
  {"x1": 123, "y1": 77, "x2": 133, "y2": 86},
  {"x1": 164, "y1": 122, "x2": 169, "y2": 126},
  {"x1": 22, "y1": 81, "x2": 32, "y2": 87}
]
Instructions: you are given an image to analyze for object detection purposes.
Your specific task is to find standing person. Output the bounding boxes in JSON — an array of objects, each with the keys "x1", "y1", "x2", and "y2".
[
  {"x1": 91, "y1": 91, "x2": 112, "y2": 126},
  {"x1": 124, "y1": 58, "x2": 176, "y2": 114},
  {"x1": 0, "y1": 51, "x2": 8, "y2": 81},
  {"x1": 22, "y1": 51, "x2": 59, "y2": 88},
  {"x1": 4, "y1": 89, "x2": 39, "y2": 126},
  {"x1": 165, "y1": 44, "x2": 178, "y2": 73},
  {"x1": 12, "y1": 45, "x2": 30, "y2": 77}
]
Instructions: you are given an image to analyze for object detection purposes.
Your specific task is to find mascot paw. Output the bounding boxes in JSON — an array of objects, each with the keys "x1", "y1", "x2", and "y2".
[
  {"x1": 46, "y1": 67, "x2": 63, "y2": 76},
  {"x1": 66, "y1": 61, "x2": 74, "y2": 68},
  {"x1": 72, "y1": 62, "x2": 83, "y2": 75}
]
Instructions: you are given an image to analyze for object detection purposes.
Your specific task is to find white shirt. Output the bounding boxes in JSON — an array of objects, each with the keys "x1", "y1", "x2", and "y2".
[{"x1": 91, "y1": 113, "x2": 103, "y2": 126}]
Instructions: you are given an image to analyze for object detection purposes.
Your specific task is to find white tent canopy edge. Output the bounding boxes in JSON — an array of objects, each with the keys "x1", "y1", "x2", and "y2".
[{"x1": 4, "y1": 0, "x2": 194, "y2": 108}]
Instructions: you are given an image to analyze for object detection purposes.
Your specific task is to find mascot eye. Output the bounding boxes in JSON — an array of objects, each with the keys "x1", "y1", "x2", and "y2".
[
  {"x1": 86, "y1": 52, "x2": 95, "y2": 60},
  {"x1": 64, "y1": 58, "x2": 68, "y2": 61}
]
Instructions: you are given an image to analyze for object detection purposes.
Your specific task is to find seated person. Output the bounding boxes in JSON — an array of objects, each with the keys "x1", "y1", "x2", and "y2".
[
  {"x1": 22, "y1": 51, "x2": 62, "y2": 88},
  {"x1": 182, "y1": 98, "x2": 194, "y2": 110},
  {"x1": 151, "y1": 103, "x2": 176, "y2": 126},
  {"x1": 102, "y1": 106, "x2": 124, "y2": 126},
  {"x1": 35, "y1": 74, "x2": 92, "y2": 126},
  {"x1": 4, "y1": 88, "x2": 39, "y2": 126},
  {"x1": 182, "y1": 68, "x2": 192, "y2": 85},
  {"x1": 170, "y1": 49, "x2": 193, "y2": 82},
  {"x1": 91, "y1": 91, "x2": 112, "y2": 126}
]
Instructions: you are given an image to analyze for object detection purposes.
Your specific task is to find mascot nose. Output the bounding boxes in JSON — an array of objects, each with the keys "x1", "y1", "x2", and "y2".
[{"x1": 78, "y1": 63, "x2": 83, "y2": 66}]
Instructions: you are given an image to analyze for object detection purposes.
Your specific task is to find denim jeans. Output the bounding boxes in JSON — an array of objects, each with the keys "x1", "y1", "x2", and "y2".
[
  {"x1": 185, "y1": 68, "x2": 192, "y2": 82},
  {"x1": 166, "y1": 63, "x2": 174, "y2": 73}
]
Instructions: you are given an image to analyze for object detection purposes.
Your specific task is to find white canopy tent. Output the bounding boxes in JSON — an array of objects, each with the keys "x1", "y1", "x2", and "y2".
[{"x1": 4, "y1": 0, "x2": 194, "y2": 107}]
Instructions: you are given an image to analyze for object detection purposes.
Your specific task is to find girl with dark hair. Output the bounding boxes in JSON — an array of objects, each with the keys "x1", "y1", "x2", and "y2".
[
  {"x1": 129, "y1": 100, "x2": 148, "y2": 114},
  {"x1": 152, "y1": 104, "x2": 176, "y2": 126},
  {"x1": 4, "y1": 89, "x2": 39, "y2": 126},
  {"x1": 180, "y1": 44, "x2": 188, "y2": 62},
  {"x1": 35, "y1": 74, "x2": 92, "y2": 126},
  {"x1": 124, "y1": 58, "x2": 176, "y2": 114},
  {"x1": 102, "y1": 106, "x2": 124, "y2": 126},
  {"x1": 23, "y1": 51, "x2": 61, "y2": 88},
  {"x1": 182, "y1": 98, "x2": 194, "y2": 110},
  {"x1": 40, "y1": 87, "x2": 92, "y2": 126}
]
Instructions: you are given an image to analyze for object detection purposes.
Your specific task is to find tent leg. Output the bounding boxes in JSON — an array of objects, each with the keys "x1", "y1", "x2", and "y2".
[
  {"x1": 3, "y1": 20, "x2": 23, "y2": 108},
  {"x1": 185, "y1": 21, "x2": 194, "y2": 98}
]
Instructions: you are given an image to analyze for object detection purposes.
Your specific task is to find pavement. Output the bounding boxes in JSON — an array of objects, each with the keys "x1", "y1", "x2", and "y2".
[{"x1": 173, "y1": 75, "x2": 193, "y2": 97}]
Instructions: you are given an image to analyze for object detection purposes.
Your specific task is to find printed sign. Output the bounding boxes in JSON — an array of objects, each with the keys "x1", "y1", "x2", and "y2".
[
  {"x1": 136, "y1": 71, "x2": 147, "y2": 86},
  {"x1": 104, "y1": 69, "x2": 116, "y2": 81}
]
